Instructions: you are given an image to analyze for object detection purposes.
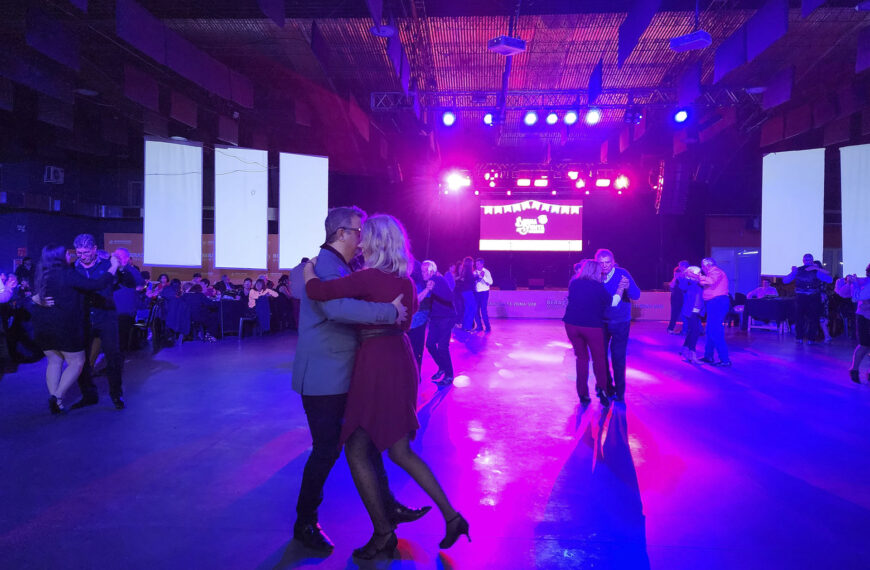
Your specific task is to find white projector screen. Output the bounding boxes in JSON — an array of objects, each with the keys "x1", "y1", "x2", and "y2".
[
  {"x1": 840, "y1": 144, "x2": 870, "y2": 277},
  {"x1": 761, "y1": 149, "x2": 825, "y2": 275},
  {"x1": 144, "y1": 138, "x2": 202, "y2": 266},
  {"x1": 279, "y1": 153, "x2": 329, "y2": 269},
  {"x1": 214, "y1": 146, "x2": 268, "y2": 269}
]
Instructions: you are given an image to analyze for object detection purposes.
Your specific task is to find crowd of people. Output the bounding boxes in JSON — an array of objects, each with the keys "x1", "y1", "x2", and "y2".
[
  {"x1": 662, "y1": 253, "x2": 870, "y2": 384},
  {"x1": 0, "y1": 234, "x2": 304, "y2": 414}
]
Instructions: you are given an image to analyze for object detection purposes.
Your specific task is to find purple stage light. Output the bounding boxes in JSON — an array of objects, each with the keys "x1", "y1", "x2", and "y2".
[
  {"x1": 483, "y1": 113, "x2": 494, "y2": 126},
  {"x1": 564, "y1": 111, "x2": 579, "y2": 125},
  {"x1": 674, "y1": 109, "x2": 689, "y2": 123},
  {"x1": 524, "y1": 111, "x2": 538, "y2": 126},
  {"x1": 442, "y1": 111, "x2": 457, "y2": 126},
  {"x1": 546, "y1": 112, "x2": 559, "y2": 125},
  {"x1": 614, "y1": 175, "x2": 630, "y2": 190}
]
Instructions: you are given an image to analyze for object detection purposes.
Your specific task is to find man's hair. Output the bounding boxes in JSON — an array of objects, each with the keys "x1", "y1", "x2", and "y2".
[
  {"x1": 73, "y1": 233, "x2": 97, "y2": 249},
  {"x1": 475, "y1": 258, "x2": 484, "y2": 264},
  {"x1": 193, "y1": 272, "x2": 201, "y2": 278},
  {"x1": 243, "y1": 277, "x2": 252, "y2": 284},
  {"x1": 190, "y1": 284, "x2": 203, "y2": 293},
  {"x1": 422, "y1": 260, "x2": 437, "y2": 274},
  {"x1": 594, "y1": 248, "x2": 614, "y2": 261},
  {"x1": 702, "y1": 257, "x2": 717, "y2": 267},
  {"x1": 324, "y1": 206, "x2": 366, "y2": 244}
]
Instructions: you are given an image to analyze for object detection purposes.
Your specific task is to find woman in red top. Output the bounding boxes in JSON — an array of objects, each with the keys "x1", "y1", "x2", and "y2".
[{"x1": 304, "y1": 214, "x2": 468, "y2": 559}]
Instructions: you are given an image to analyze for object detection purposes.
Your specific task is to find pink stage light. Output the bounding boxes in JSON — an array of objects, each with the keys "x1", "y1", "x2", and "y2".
[
  {"x1": 517, "y1": 178, "x2": 531, "y2": 187},
  {"x1": 567, "y1": 171, "x2": 579, "y2": 180},
  {"x1": 551, "y1": 190, "x2": 557, "y2": 196},
  {"x1": 575, "y1": 179, "x2": 585, "y2": 189},
  {"x1": 533, "y1": 179, "x2": 549, "y2": 187},
  {"x1": 445, "y1": 171, "x2": 471, "y2": 191},
  {"x1": 614, "y1": 175, "x2": 630, "y2": 190},
  {"x1": 506, "y1": 190, "x2": 512, "y2": 196},
  {"x1": 595, "y1": 178, "x2": 611, "y2": 188}
]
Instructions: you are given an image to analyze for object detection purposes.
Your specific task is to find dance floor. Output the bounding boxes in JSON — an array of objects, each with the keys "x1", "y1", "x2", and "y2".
[{"x1": 1, "y1": 320, "x2": 869, "y2": 569}]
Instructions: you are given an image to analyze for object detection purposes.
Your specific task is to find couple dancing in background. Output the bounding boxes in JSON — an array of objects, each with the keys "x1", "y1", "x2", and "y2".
[{"x1": 292, "y1": 207, "x2": 467, "y2": 560}]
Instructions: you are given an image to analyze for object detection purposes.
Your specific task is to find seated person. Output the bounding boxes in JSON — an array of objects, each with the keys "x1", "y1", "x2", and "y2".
[
  {"x1": 747, "y1": 279, "x2": 778, "y2": 299},
  {"x1": 183, "y1": 284, "x2": 219, "y2": 340}
]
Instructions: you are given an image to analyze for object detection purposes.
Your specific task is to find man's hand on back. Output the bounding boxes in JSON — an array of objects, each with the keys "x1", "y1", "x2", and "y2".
[{"x1": 391, "y1": 294, "x2": 408, "y2": 324}]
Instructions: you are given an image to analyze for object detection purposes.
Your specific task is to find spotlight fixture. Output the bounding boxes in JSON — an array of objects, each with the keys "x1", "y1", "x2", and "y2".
[
  {"x1": 442, "y1": 111, "x2": 457, "y2": 126},
  {"x1": 506, "y1": 190, "x2": 512, "y2": 196},
  {"x1": 614, "y1": 175, "x2": 630, "y2": 190},
  {"x1": 674, "y1": 108, "x2": 689, "y2": 123},
  {"x1": 567, "y1": 170, "x2": 580, "y2": 180},
  {"x1": 483, "y1": 112, "x2": 494, "y2": 126},
  {"x1": 585, "y1": 108, "x2": 602, "y2": 126},
  {"x1": 546, "y1": 112, "x2": 559, "y2": 125},
  {"x1": 516, "y1": 178, "x2": 531, "y2": 187},
  {"x1": 551, "y1": 190, "x2": 557, "y2": 196},
  {"x1": 444, "y1": 171, "x2": 471, "y2": 191},
  {"x1": 585, "y1": 190, "x2": 590, "y2": 195},
  {"x1": 524, "y1": 111, "x2": 538, "y2": 126},
  {"x1": 623, "y1": 107, "x2": 643, "y2": 125},
  {"x1": 564, "y1": 110, "x2": 579, "y2": 125},
  {"x1": 533, "y1": 179, "x2": 549, "y2": 187},
  {"x1": 474, "y1": 190, "x2": 480, "y2": 196},
  {"x1": 575, "y1": 179, "x2": 585, "y2": 189},
  {"x1": 595, "y1": 178, "x2": 611, "y2": 188}
]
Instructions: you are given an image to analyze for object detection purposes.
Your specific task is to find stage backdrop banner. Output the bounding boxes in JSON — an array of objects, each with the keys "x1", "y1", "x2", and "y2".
[
  {"x1": 488, "y1": 290, "x2": 670, "y2": 320},
  {"x1": 839, "y1": 144, "x2": 870, "y2": 277},
  {"x1": 143, "y1": 138, "x2": 202, "y2": 266},
  {"x1": 761, "y1": 149, "x2": 824, "y2": 275},
  {"x1": 214, "y1": 146, "x2": 268, "y2": 269},
  {"x1": 479, "y1": 199, "x2": 583, "y2": 252},
  {"x1": 279, "y1": 152, "x2": 328, "y2": 269},
  {"x1": 105, "y1": 233, "x2": 283, "y2": 283}
]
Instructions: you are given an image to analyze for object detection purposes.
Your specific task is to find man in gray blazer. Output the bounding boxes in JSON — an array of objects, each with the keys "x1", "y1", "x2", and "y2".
[{"x1": 292, "y1": 206, "x2": 430, "y2": 552}]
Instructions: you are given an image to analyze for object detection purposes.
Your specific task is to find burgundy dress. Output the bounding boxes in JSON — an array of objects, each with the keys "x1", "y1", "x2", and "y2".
[{"x1": 306, "y1": 268, "x2": 420, "y2": 451}]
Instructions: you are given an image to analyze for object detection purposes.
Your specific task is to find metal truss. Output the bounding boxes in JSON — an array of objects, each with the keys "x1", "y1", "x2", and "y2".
[{"x1": 371, "y1": 92, "x2": 417, "y2": 111}]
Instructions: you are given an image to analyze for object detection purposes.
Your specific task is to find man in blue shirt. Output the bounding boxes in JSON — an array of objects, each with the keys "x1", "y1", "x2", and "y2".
[
  {"x1": 595, "y1": 248, "x2": 641, "y2": 402},
  {"x1": 291, "y1": 206, "x2": 429, "y2": 553}
]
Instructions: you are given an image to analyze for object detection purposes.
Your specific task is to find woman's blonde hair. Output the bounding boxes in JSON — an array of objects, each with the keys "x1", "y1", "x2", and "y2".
[
  {"x1": 361, "y1": 214, "x2": 413, "y2": 277},
  {"x1": 574, "y1": 259, "x2": 602, "y2": 282}
]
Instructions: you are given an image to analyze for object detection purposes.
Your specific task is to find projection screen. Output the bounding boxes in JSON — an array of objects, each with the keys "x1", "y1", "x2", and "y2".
[
  {"x1": 144, "y1": 138, "x2": 202, "y2": 266},
  {"x1": 839, "y1": 144, "x2": 870, "y2": 277},
  {"x1": 279, "y1": 153, "x2": 329, "y2": 269},
  {"x1": 214, "y1": 146, "x2": 268, "y2": 269},
  {"x1": 760, "y1": 149, "x2": 825, "y2": 276}
]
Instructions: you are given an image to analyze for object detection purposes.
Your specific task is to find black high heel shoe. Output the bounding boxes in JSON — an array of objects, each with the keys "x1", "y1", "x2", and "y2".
[
  {"x1": 352, "y1": 531, "x2": 398, "y2": 560},
  {"x1": 439, "y1": 513, "x2": 470, "y2": 549}
]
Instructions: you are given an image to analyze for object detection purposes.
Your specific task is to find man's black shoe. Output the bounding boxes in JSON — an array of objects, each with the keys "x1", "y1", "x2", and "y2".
[
  {"x1": 293, "y1": 522, "x2": 334, "y2": 553},
  {"x1": 431, "y1": 369, "x2": 445, "y2": 380},
  {"x1": 389, "y1": 504, "x2": 432, "y2": 526},
  {"x1": 112, "y1": 396, "x2": 126, "y2": 410},
  {"x1": 698, "y1": 357, "x2": 716, "y2": 365},
  {"x1": 70, "y1": 397, "x2": 98, "y2": 410}
]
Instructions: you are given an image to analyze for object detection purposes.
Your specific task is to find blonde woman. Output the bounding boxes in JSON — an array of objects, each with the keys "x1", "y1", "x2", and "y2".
[{"x1": 304, "y1": 214, "x2": 468, "y2": 560}]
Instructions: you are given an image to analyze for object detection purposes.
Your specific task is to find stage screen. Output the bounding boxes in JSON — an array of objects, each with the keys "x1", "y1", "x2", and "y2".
[
  {"x1": 214, "y1": 146, "x2": 268, "y2": 269},
  {"x1": 143, "y1": 138, "x2": 202, "y2": 266},
  {"x1": 279, "y1": 152, "x2": 329, "y2": 269},
  {"x1": 840, "y1": 144, "x2": 870, "y2": 277},
  {"x1": 479, "y1": 199, "x2": 583, "y2": 252},
  {"x1": 761, "y1": 149, "x2": 824, "y2": 275}
]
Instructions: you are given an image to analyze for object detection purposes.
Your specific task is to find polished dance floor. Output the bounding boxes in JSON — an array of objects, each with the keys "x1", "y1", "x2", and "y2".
[{"x1": 1, "y1": 320, "x2": 869, "y2": 569}]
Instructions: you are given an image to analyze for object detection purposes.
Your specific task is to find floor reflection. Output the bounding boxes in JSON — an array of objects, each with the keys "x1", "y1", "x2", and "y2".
[{"x1": 535, "y1": 404, "x2": 650, "y2": 569}]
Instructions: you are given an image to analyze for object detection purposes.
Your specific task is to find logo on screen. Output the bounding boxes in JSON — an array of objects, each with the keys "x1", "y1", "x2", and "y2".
[{"x1": 515, "y1": 214, "x2": 548, "y2": 235}]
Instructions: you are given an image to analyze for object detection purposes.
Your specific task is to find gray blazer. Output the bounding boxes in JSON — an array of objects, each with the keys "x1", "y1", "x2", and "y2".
[{"x1": 291, "y1": 247, "x2": 397, "y2": 396}]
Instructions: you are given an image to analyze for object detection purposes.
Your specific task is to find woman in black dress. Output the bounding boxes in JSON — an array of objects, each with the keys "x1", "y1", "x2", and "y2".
[{"x1": 32, "y1": 244, "x2": 119, "y2": 414}]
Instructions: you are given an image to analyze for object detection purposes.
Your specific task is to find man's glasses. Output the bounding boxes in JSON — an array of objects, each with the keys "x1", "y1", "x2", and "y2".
[{"x1": 340, "y1": 227, "x2": 361, "y2": 234}]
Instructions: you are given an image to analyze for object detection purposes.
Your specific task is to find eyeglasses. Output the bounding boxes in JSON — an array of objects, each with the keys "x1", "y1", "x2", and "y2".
[{"x1": 340, "y1": 227, "x2": 361, "y2": 234}]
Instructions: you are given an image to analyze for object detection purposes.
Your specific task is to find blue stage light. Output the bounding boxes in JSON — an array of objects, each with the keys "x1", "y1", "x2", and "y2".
[
  {"x1": 546, "y1": 112, "x2": 559, "y2": 125},
  {"x1": 585, "y1": 108, "x2": 602, "y2": 125},
  {"x1": 564, "y1": 111, "x2": 579, "y2": 125},
  {"x1": 674, "y1": 109, "x2": 689, "y2": 123},
  {"x1": 483, "y1": 113, "x2": 493, "y2": 126},
  {"x1": 442, "y1": 111, "x2": 456, "y2": 126},
  {"x1": 524, "y1": 111, "x2": 538, "y2": 126}
]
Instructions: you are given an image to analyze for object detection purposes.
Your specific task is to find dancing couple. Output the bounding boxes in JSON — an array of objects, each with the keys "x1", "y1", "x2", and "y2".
[{"x1": 292, "y1": 207, "x2": 468, "y2": 560}]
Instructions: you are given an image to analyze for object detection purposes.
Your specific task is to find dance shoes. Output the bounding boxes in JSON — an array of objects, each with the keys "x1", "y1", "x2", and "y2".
[{"x1": 293, "y1": 521, "x2": 334, "y2": 553}]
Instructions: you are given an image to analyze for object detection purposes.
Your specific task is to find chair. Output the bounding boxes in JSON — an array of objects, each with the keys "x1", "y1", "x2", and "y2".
[
  {"x1": 128, "y1": 301, "x2": 160, "y2": 351},
  {"x1": 238, "y1": 316, "x2": 258, "y2": 338}
]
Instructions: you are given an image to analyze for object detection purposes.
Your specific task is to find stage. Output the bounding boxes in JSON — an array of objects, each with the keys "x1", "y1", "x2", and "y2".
[{"x1": 1, "y1": 320, "x2": 869, "y2": 569}]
